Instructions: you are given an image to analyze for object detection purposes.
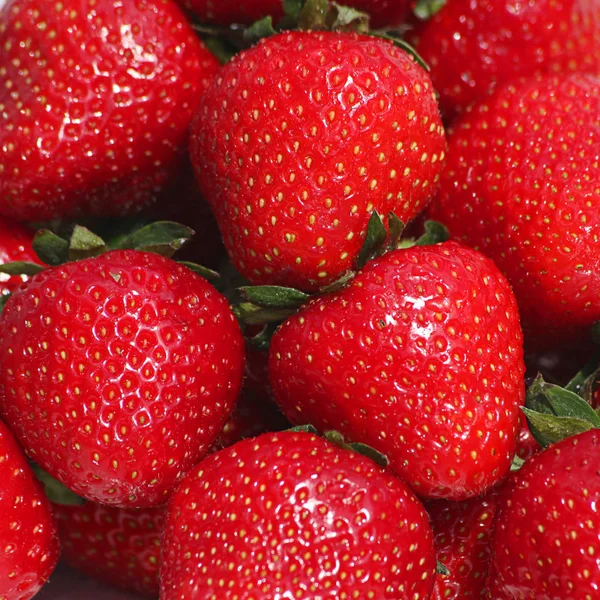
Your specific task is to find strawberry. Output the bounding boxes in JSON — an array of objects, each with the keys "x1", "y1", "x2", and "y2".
[
  {"x1": 53, "y1": 502, "x2": 164, "y2": 598},
  {"x1": 160, "y1": 430, "x2": 437, "y2": 599},
  {"x1": 427, "y1": 74, "x2": 600, "y2": 350},
  {"x1": 0, "y1": 419, "x2": 59, "y2": 600},
  {"x1": 0, "y1": 0, "x2": 220, "y2": 221},
  {"x1": 0, "y1": 249, "x2": 245, "y2": 507},
  {"x1": 515, "y1": 420, "x2": 540, "y2": 463},
  {"x1": 190, "y1": 30, "x2": 446, "y2": 291},
  {"x1": 0, "y1": 219, "x2": 40, "y2": 296},
  {"x1": 487, "y1": 429, "x2": 600, "y2": 598},
  {"x1": 410, "y1": 0, "x2": 600, "y2": 118},
  {"x1": 427, "y1": 485, "x2": 502, "y2": 599},
  {"x1": 269, "y1": 241, "x2": 525, "y2": 500}
]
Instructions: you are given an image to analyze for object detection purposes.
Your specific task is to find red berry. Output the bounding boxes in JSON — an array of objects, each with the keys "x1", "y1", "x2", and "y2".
[
  {"x1": 0, "y1": 219, "x2": 40, "y2": 295},
  {"x1": 191, "y1": 30, "x2": 446, "y2": 291},
  {"x1": 54, "y1": 502, "x2": 164, "y2": 598},
  {"x1": 161, "y1": 430, "x2": 437, "y2": 599},
  {"x1": 0, "y1": 420, "x2": 59, "y2": 600},
  {"x1": 428, "y1": 74, "x2": 600, "y2": 349},
  {"x1": 410, "y1": 0, "x2": 600, "y2": 117},
  {"x1": 488, "y1": 429, "x2": 600, "y2": 597},
  {"x1": 0, "y1": 250, "x2": 245, "y2": 507},
  {"x1": 270, "y1": 242, "x2": 525, "y2": 500},
  {"x1": 0, "y1": 0, "x2": 219, "y2": 221}
]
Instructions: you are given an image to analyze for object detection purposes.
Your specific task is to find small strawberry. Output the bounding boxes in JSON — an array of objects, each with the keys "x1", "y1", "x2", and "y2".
[
  {"x1": 427, "y1": 74, "x2": 600, "y2": 349},
  {"x1": 0, "y1": 248, "x2": 245, "y2": 507},
  {"x1": 488, "y1": 429, "x2": 600, "y2": 598},
  {"x1": 0, "y1": 0, "x2": 219, "y2": 221},
  {"x1": 427, "y1": 485, "x2": 502, "y2": 599},
  {"x1": 0, "y1": 219, "x2": 40, "y2": 296},
  {"x1": 269, "y1": 241, "x2": 525, "y2": 500},
  {"x1": 410, "y1": 0, "x2": 600, "y2": 117},
  {"x1": 191, "y1": 30, "x2": 446, "y2": 291},
  {"x1": 53, "y1": 502, "x2": 164, "y2": 598},
  {"x1": 160, "y1": 430, "x2": 437, "y2": 599},
  {"x1": 0, "y1": 419, "x2": 59, "y2": 600}
]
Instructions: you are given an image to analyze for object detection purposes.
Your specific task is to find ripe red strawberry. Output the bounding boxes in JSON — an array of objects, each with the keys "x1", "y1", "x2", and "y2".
[
  {"x1": 191, "y1": 30, "x2": 446, "y2": 291},
  {"x1": 0, "y1": 0, "x2": 219, "y2": 221},
  {"x1": 0, "y1": 419, "x2": 59, "y2": 600},
  {"x1": 0, "y1": 250, "x2": 245, "y2": 507},
  {"x1": 270, "y1": 241, "x2": 525, "y2": 500},
  {"x1": 427, "y1": 74, "x2": 600, "y2": 349},
  {"x1": 53, "y1": 502, "x2": 164, "y2": 598},
  {"x1": 515, "y1": 420, "x2": 540, "y2": 463},
  {"x1": 487, "y1": 429, "x2": 600, "y2": 598},
  {"x1": 0, "y1": 219, "x2": 40, "y2": 295},
  {"x1": 160, "y1": 430, "x2": 437, "y2": 599},
  {"x1": 410, "y1": 0, "x2": 600, "y2": 117},
  {"x1": 427, "y1": 485, "x2": 502, "y2": 599}
]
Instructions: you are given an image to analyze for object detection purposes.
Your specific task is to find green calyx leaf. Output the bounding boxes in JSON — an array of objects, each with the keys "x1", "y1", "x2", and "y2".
[
  {"x1": 178, "y1": 261, "x2": 220, "y2": 281},
  {"x1": 521, "y1": 407, "x2": 595, "y2": 448},
  {"x1": 297, "y1": 0, "x2": 329, "y2": 29},
  {"x1": 414, "y1": 220, "x2": 450, "y2": 246},
  {"x1": 323, "y1": 430, "x2": 389, "y2": 467},
  {"x1": 67, "y1": 225, "x2": 108, "y2": 261},
  {"x1": 32, "y1": 230, "x2": 70, "y2": 266},
  {"x1": 288, "y1": 424, "x2": 319, "y2": 434},
  {"x1": 243, "y1": 16, "x2": 277, "y2": 44},
  {"x1": 247, "y1": 323, "x2": 280, "y2": 351},
  {"x1": 386, "y1": 212, "x2": 406, "y2": 251},
  {"x1": 414, "y1": 0, "x2": 447, "y2": 20},
  {"x1": 357, "y1": 210, "x2": 388, "y2": 269},
  {"x1": 234, "y1": 302, "x2": 297, "y2": 325},
  {"x1": 240, "y1": 285, "x2": 310, "y2": 310},
  {"x1": 0, "y1": 293, "x2": 11, "y2": 314},
  {"x1": 30, "y1": 463, "x2": 86, "y2": 506},
  {"x1": 117, "y1": 221, "x2": 195, "y2": 258},
  {"x1": 510, "y1": 454, "x2": 526, "y2": 472},
  {"x1": 369, "y1": 33, "x2": 430, "y2": 72},
  {"x1": 436, "y1": 561, "x2": 450, "y2": 576},
  {"x1": 0, "y1": 262, "x2": 45, "y2": 276},
  {"x1": 328, "y1": 2, "x2": 370, "y2": 33}
]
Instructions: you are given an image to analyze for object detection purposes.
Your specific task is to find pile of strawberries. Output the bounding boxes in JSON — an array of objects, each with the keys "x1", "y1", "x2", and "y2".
[{"x1": 0, "y1": 0, "x2": 598, "y2": 598}]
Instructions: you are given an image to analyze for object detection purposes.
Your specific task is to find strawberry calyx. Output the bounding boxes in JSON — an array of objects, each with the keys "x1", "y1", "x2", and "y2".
[
  {"x1": 413, "y1": 0, "x2": 447, "y2": 21},
  {"x1": 30, "y1": 463, "x2": 87, "y2": 507}
]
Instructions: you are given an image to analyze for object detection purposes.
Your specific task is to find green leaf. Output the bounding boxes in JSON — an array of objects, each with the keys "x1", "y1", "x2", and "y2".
[
  {"x1": 357, "y1": 211, "x2": 387, "y2": 269},
  {"x1": 288, "y1": 424, "x2": 319, "y2": 434},
  {"x1": 0, "y1": 262, "x2": 45, "y2": 276},
  {"x1": 414, "y1": 220, "x2": 450, "y2": 246},
  {"x1": 521, "y1": 407, "x2": 595, "y2": 448},
  {"x1": 239, "y1": 285, "x2": 310, "y2": 309},
  {"x1": 369, "y1": 33, "x2": 430, "y2": 72},
  {"x1": 67, "y1": 225, "x2": 108, "y2": 261},
  {"x1": 32, "y1": 230, "x2": 69, "y2": 266},
  {"x1": 282, "y1": 0, "x2": 303, "y2": 19},
  {"x1": 544, "y1": 386, "x2": 600, "y2": 428},
  {"x1": 510, "y1": 454, "x2": 526, "y2": 472},
  {"x1": 348, "y1": 442, "x2": 389, "y2": 467},
  {"x1": 386, "y1": 212, "x2": 405, "y2": 250},
  {"x1": 0, "y1": 294, "x2": 11, "y2": 314},
  {"x1": 234, "y1": 302, "x2": 296, "y2": 325},
  {"x1": 117, "y1": 221, "x2": 194, "y2": 258},
  {"x1": 297, "y1": 0, "x2": 329, "y2": 29},
  {"x1": 436, "y1": 561, "x2": 450, "y2": 576},
  {"x1": 178, "y1": 261, "x2": 220, "y2": 281},
  {"x1": 243, "y1": 16, "x2": 277, "y2": 44},
  {"x1": 319, "y1": 271, "x2": 354, "y2": 294},
  {"x1": 247, "y1": 323, "x2": 279, "y2": 351},
  {"x1": 565, "y1": 355, "x2": 600, "y2": 395},
  {"x1": 414, "y1": 0, "x2": 447, "y2": 20},
  {"x1": 30, "y1": 463, "x2": 86, "y2": 506},
  {"x1": 328, "y1": 2, "x2": 370, "y2": 33},
  {"x1": 525, "y1": 374, "x2": 554, "y2": 415}
]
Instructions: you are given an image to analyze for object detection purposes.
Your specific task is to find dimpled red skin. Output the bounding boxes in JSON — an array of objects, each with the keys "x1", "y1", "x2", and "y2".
[
  {"x1": 54, "y1": 502, "x2": 164, "y2": 598},
  {"x1": 0, "y1": 250, "x2": 245, "y2": 508},
  {"x1": 410, "y1": 0, "x2": 600, "y2": 118},
  {"x1": 427, "y1": 486, "x2": 502, "y2": 599},
  {"x1": 0, "y1": 0, "x2": 219, "y2": 222},
  {"x1": 488, "y1": 430, "x2": 600, "y2": 599},
  {"x1": 428, "y1": 74, "x2": 600, "y2": 349},
  {"x1": 160, "y1": 431, "x2": 436, "y2": 600},
  {"x1": 0, "y1": 420, "x2": 59, "y2": 600},
  {"x1": 0, "y1": 219, "x2": 40, "y2": 296},
  {"x1": 191, "y1": 30, "x2": 446, "y2": 291},
  {"x1": 270, "y1": 242, "x2": 525, "y2": 500}
]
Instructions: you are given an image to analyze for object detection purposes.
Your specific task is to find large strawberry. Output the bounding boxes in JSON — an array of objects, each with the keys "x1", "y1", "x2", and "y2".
[
  {"x1": 428, "y1": 74, "x2": 600, "y2": 349},
  {"x1": 488, "y1": 429, "x2": 600, "y2": 598},
  {"x1": 191, "y1": 30, "x2": 446, "y2": 291},
  {"x1": 0, "y1": 248, "x2": 245, "y2": 507},
  {"x1": 269, "y1": 241, "x2": 525, "y2": 500},
  {"x1": 160, "y1": 430, "x2": 437, "y2": 599},
  {"x1": 427, "y1": 485, "x2": 502, "y2": 599},
  {"x1": 410, "y1": 0, "x2": 600, "y2": 117},
  {"x1": 0, "y1": 219, "x2": 40, "y2": 295},
  {"x1": 0, "y1": 419, "x2": 59, "y2": 600},
  {"x1": 54, "y1": 502, "x2": 164, "y2": 598},
  {"x1": 0, "y1": 0, "x2": 219, "y2": 221}
]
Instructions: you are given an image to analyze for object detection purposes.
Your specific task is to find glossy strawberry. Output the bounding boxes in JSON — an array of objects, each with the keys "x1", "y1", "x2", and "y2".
[
  {"x1": 191, "y1": 30, "x2": 446, "y2": 291},
  {"x1": 0, "y1": 0, "x2": 219, "y2": 221},
  {"x1": 515, "y1": 421, "x2": 540, "y2": 463},
  {"x1": 410, "y1": 0, "x2": 600, "y2": 117},
  {"x1": 0, "y1": 419, "x2": 59, "y2": 600},
  {"x1": 161, "y1": 430, "x2": 436, "y2": 599},
  {"x1": 0, "y1": 250, "x2": 245, "y2": 507},
  {"x1": 488, "y1": 429, "x2": 600, "y2": 598},
  {"x1": 428, "y1": 74, "x2": 600, "y2": 349},
  {"x1": 270, "y1": 241, "x2": 525, "y2": 500},
  {"x1": 0, "y1": 219, "x2": 39, "y2": 296},
  {"x1": 54, "y1": 502, "x2": 164, "y2": 598},
  {"x1": 427, "y1": 485, "x2": 502, "y2": 599}
]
